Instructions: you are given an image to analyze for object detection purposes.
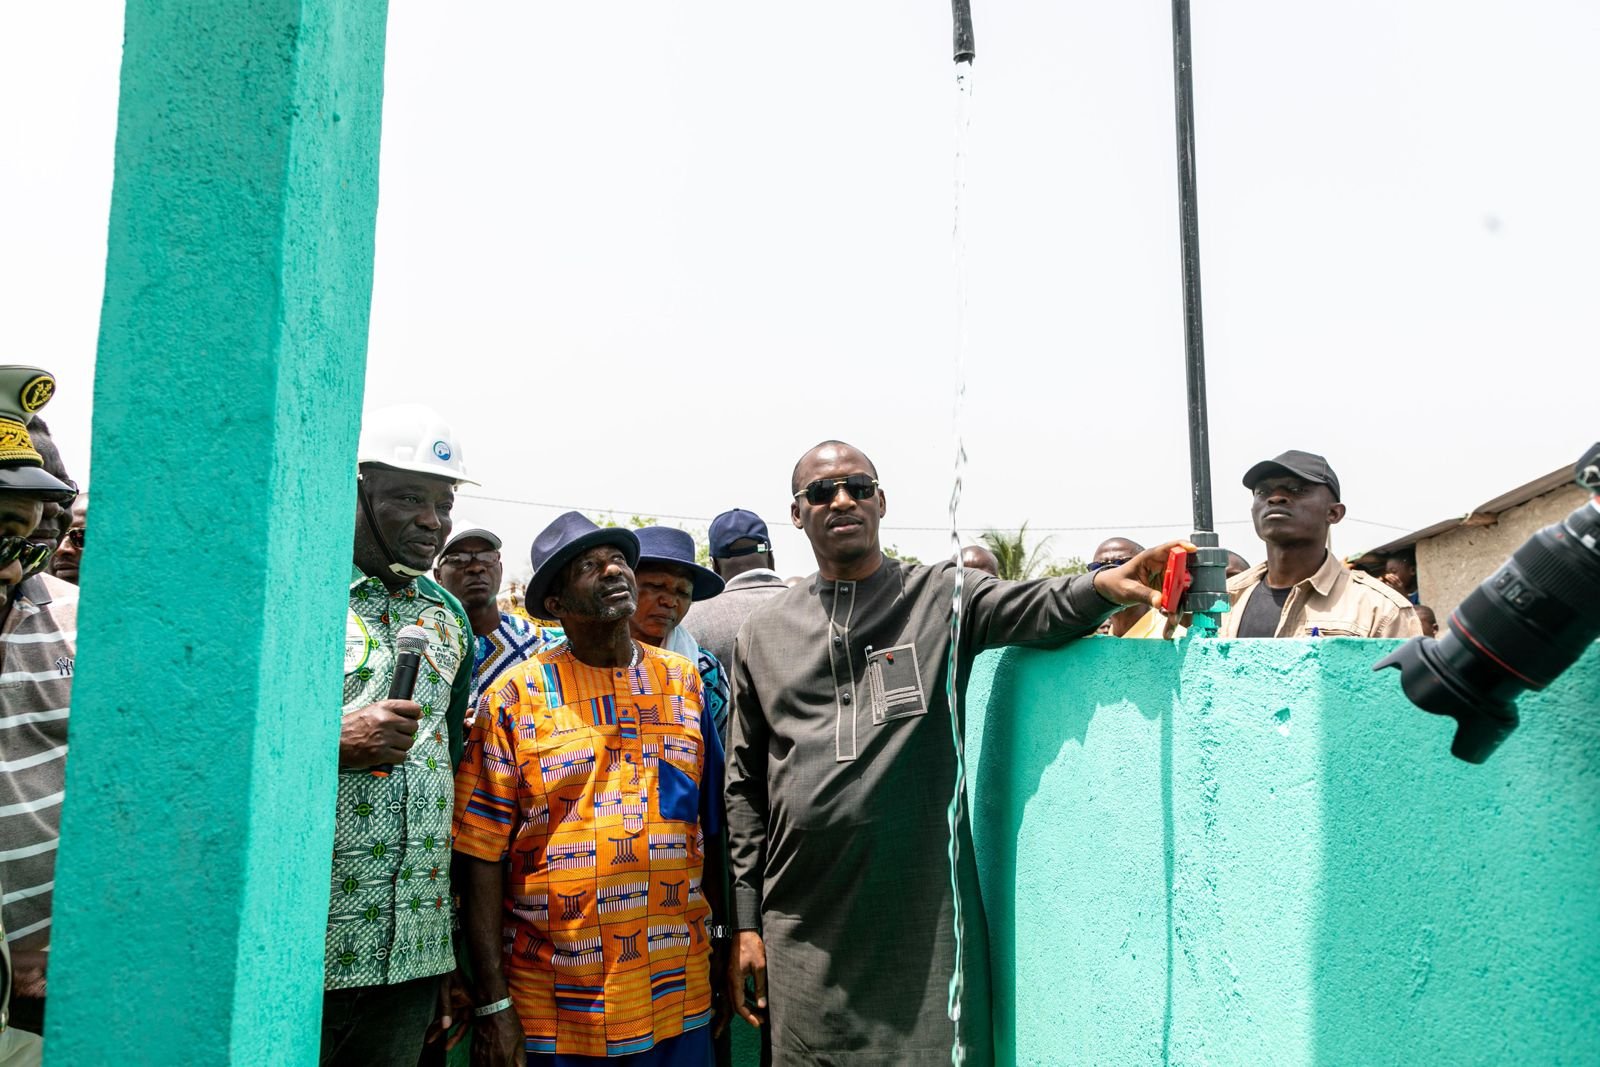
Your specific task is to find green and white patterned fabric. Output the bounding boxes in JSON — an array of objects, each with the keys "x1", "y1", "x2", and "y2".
[{"x1": 326, "y1": 568, "x2": 471, "y2": 990}]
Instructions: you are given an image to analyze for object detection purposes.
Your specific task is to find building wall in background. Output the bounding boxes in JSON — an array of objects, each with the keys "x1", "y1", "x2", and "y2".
[
  {"x1": 966, "y1": 637, "x2": 1598, "y2": 1066},
  {"x1": 1416, "y1": 484, "x2": 1587, "y2": 617}
]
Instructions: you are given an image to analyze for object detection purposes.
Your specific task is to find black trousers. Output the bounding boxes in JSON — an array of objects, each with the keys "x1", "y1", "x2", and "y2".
[{"x1": 320, "y1": 975, "x2": 440, "y2": 1067}]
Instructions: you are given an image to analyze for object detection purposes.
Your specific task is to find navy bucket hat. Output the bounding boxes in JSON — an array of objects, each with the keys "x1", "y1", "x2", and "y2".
[
  {"x1": 634, "y1": 526, "x2": 725, "y2": 602},
  {"x1": 525, "y1": 511, "x2": 641, "y2": 618}
]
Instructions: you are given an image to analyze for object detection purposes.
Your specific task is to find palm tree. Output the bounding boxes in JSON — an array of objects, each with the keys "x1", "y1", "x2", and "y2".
[{"x1": 979, "y1": 522, "x2": 1054, "y2": 581}]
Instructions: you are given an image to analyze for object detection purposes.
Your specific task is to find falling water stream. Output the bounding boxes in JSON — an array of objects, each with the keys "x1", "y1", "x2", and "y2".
[{"x1": 944, "y1": 56, "x2": 975, "y2": 1067}]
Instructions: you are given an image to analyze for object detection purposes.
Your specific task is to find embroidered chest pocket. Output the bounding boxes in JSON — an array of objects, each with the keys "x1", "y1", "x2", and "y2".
[
  {"x1": 866, "y1": 643, "x2": 926, "y2": 725},
  {"x1": 344, "y1": 611, "x2": 375, "y2": 676},
  {"x1": 414, "y1": 604, "x2": 465, "y2": 685}
]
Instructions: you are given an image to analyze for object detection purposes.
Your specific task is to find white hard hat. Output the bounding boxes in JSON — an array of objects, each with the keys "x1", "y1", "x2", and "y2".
[{"x1": 356, "y1": 403, "x2": 477, "y2": 486}]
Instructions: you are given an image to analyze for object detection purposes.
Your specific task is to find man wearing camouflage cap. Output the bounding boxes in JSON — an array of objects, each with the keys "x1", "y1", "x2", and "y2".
[{"x1": 0, "y1": 366, "x2": 81, "y2": 1049}]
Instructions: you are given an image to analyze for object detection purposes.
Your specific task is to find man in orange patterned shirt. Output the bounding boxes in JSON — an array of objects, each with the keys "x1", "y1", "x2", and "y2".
[{"x1": 455, "y1": 512, "x2": 726, "y2": 1066}]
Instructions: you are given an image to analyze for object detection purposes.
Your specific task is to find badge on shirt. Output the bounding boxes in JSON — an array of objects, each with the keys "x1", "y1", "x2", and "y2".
[
  {"x1": 414, "y1": 604, "x2": 465, "y2": 680},
  {"x1": 344, "y1": 611, "x2": 373, "y2": 675}
]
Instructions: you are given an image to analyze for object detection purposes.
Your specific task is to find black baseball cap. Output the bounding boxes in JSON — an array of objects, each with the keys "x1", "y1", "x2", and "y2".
[
  {"x1": 1242, "y1": 450, "x2": 1341, "y2": 501},
  {"x1": 708, "y1": 508, "x2": 771, "y2": 559}
]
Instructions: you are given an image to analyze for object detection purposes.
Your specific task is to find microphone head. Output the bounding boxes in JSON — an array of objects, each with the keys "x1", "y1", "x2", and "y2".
[{"x1": 395, "y1": 624, "x2": 430, "y2": 656}]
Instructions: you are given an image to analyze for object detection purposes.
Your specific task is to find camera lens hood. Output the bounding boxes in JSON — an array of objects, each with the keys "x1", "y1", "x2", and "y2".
[{"x1": 1375, "y1": 636, "x2": 1519, "y2": 764}]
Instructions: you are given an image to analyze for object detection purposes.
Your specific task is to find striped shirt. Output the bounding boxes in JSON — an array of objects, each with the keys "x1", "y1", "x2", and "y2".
[
  {"x1": 0, "y1": 574, "x2": 76, "y2": 952},
  {"x1": 470, "y1": 613, "x2": 563, "y2": 718}
]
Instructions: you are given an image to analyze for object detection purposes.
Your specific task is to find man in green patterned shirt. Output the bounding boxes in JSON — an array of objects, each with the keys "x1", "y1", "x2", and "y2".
[{"x1": 321, "y1": 405, "x2": 476, "y2": 1067}]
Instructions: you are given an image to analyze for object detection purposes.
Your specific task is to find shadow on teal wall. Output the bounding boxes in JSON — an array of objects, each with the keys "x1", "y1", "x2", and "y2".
[{"x1": 967, "y1": 638, "x2": 1600, "y2": 1066}]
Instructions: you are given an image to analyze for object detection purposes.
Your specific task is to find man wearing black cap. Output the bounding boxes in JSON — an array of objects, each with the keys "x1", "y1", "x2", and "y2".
[
  {"x1": 682, "y1": 509, "x2": 786, "y2": 673},
  {"x1": 0, "y1": 367, "x2": 82, "y2": 1041},
  {"x1": 1221, "y1": 450, "x2": 1419, "y2": 639}
]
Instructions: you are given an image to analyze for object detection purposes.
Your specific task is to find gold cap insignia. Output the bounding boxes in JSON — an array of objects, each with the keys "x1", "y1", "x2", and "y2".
[{"x1": 19, "y1": 375, "x2": 54, "y2": 414}]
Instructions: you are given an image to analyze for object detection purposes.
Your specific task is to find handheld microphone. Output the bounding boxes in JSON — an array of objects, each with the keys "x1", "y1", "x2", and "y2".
[{"x1": 372, "y1": 624, "x2": 430, "y2": 777}]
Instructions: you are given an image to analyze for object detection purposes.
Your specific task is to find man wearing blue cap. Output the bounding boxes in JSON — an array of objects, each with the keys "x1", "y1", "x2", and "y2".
[
  {"x1": 682, "y1": 510, "x2": 785, "y2": 675},
  {"x1": 454, "y1": 512, "x2": 726, "y2": 1066}
]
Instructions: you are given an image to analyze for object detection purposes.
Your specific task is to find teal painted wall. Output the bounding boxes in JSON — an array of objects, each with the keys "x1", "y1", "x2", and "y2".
[
  {"x1": 47, "y1": 2, "x2": 389, "y2": 1064},
  {"x1": 967, "y1": 638, "x2": 1600, "y2": 1066}
]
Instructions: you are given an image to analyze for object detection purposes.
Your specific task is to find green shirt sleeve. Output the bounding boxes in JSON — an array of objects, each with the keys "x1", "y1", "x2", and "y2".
[{"x1": 421, "y1": 577, "x2": 474, "y2": 768}]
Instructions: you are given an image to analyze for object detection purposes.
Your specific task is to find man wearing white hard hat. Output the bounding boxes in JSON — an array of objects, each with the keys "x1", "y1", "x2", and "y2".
[
  {"x1": 433, "y1": 521, "x2": 562, "y2": 718},
  {"x1": 321, "y1": 404, "x2": 476, "y2": 1066}
]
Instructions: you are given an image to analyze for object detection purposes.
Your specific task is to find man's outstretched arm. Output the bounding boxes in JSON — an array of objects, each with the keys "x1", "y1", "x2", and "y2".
[{"x1": 964, "y1": 540, "x2": 1193, "y2": 651}]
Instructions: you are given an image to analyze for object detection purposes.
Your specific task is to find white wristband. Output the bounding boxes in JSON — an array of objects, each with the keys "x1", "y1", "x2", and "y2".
[{"x1": 474, "y1": 996, "x2": 514, "y2": 1018}]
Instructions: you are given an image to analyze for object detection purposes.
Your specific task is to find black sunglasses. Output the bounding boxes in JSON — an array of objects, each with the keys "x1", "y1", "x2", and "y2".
[
  {"x1": 64, "y1": 528, "x2": 85, "y2": 549},
  {"x1": 1086, "y1": 557, "x2": 1131, "y2": 572},
  {"x1": 0, "y1": 536, "x2": 56, "y2": 574},
  {"x1": 794, "y1": 474, "x2": 880, "y2": 506}
]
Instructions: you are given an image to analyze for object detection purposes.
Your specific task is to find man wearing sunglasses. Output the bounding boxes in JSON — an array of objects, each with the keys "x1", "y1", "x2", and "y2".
[
  {"x1": 724, "y1": 439, "x2": 1191, "y2": 1066},
  {"x1": 0, "y1": 367, "x2": 82, "y2": 1042},
  {"x1": 1089, "y1": 537, "x2": 1150, "y2": 636},
  {"x1": 48, "y1": 495, "x2": 86, "y2": 587},
  {"x1": 21, "y1": 419, "x2": 73, "y2": 557}
]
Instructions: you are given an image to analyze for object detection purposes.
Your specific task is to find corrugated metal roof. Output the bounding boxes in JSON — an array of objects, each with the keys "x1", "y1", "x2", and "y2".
[{"x1": 1353, "y1": 464, "x2": 1574, "y2": 559}]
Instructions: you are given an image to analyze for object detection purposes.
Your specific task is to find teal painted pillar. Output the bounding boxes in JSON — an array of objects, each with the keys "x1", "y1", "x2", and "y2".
[{"x1": 45, "y1": 2, "x2": 389, "y2": 1063}]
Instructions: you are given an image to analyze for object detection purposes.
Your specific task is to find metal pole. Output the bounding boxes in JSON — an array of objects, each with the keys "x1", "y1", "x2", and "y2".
[
  {"x1": 1169, "y1": 0, "x2": 1229, "y2": 628},
  {"x1": 952, "y1": 0, "x2": 975, "y2": 63},
  {"x1": 1171, "y1": 0, "x2": 1212, "y2": 531}
]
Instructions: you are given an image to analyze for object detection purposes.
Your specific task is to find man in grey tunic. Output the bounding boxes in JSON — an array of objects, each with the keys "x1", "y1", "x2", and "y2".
[{"x1": 724, "y1": 441, "x2": 1185, "y2": 1064}]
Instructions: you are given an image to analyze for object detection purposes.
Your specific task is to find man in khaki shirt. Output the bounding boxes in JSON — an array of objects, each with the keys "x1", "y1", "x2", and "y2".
[{"x1": 1220, "y1": 450, "x2": 1420, "y2": 639}]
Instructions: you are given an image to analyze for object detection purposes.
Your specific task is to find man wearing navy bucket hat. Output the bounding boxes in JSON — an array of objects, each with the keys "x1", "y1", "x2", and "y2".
[{"x1": 454, "y1": 512, "x2": 728, "y2": 1067}]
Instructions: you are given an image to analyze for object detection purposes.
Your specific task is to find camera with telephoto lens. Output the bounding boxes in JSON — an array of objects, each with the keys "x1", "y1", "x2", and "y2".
[{"x1": 1375, "y1": 443, "x2": 1600, "y2": 764}]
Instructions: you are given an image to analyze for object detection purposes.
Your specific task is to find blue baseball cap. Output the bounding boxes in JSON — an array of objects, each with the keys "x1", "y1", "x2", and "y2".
[{"x1": 708, "y1": 508, "x2": 771, "y2": 559}]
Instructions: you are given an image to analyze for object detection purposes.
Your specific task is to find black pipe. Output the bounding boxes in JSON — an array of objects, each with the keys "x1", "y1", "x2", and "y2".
[
  {"x1": 1169, "y1": 0, "x2": 1212, "y2": 533},
  {"x1": 952, "y1": 0, "x2": 975, "y2": 63},
  {"x1": 1168, "y1": 0, "x2": 1230, "y2": 628}
]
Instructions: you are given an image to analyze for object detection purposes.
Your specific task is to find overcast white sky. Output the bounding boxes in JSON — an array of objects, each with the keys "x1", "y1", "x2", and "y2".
[{"x1": 3, "y1": 2, "x2": 1596, "y2": 581}]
